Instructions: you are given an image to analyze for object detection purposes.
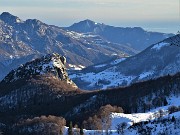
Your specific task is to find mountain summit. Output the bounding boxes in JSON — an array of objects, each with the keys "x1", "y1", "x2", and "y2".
[
  {"x1": 66, "y1": 20, "x2": 174, "y2": 51},
  {"x1": 0, "y1": 12, "x2": 22, "y2": 24},
  {"x1": 67, "y1": 19, "x2": 104, "y2": 33},
  {"x1": 2, "y1": 53, "x2": 77, "y2": 88}
]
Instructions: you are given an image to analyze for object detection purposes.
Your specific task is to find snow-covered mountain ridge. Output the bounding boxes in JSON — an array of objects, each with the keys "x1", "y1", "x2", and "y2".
[{"x1": 70, "y1": 34, "x2": 180, "y2": 90}]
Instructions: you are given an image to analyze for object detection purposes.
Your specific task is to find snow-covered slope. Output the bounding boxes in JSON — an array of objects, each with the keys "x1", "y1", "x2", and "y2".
[
  {"x1": 79, "y1": 111, "x2": 180, "y2": 135},
  {"x1": 70, "y1": 34, "x2": 180, "y2": 90},
  {"x1": 109, "y1": 95, "x2": 180, "y2": 135},
  {"x1": 110, "y1": 95, "x2": 180, "y2": 128},
  {"x1": 63, "y1": 95, "x2": 180, "y2": 135}
]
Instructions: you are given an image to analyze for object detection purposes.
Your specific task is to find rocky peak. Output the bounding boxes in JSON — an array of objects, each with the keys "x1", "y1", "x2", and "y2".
[
  {"x1": 2, "y1": 53, "x2": 77, "y2": 88},
  {"x1": 0, "y1": 12, "x2": 23, "y2": 24},
  {"x1": 81, "y1": 19, "x2": 96, "y2": 27},
  {"x1": 25, "y1": 19, "x2": 43, "y2": 26}
]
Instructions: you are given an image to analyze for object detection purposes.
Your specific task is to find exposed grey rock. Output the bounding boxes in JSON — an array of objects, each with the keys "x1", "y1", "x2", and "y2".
[{"x1": 2, "y1": 53, "x2": 77, "y2": 88}]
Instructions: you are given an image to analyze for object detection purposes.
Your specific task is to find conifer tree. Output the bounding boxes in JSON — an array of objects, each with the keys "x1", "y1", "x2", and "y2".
[
  {"x1": 68, "y1": 121, "x2": 73, "y2": 135},
  {"x1": 80, "y1": 127, "x2": 84, "y2": 135},
  {"x1": 163, "y1": 98, "x2": 168, "y2": 106},
  {"x1": 172, "y1": 116, "x2": 176, "y2": 122}
]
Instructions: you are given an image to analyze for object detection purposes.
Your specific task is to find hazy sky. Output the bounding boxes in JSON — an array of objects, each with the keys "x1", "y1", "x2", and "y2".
[{"x1": 0, "y1": 0, "x2": 179, "y2": 33}]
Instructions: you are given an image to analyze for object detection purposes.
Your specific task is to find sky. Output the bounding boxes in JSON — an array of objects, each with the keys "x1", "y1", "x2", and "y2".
[{"x1": 0, "y1": 0, "x2": 179, "y2": 33}]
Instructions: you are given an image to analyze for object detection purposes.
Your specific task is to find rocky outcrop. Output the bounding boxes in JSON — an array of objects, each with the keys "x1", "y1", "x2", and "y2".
[{"x1": 2, "y1": 53, "x2": 77, "y2": 88}]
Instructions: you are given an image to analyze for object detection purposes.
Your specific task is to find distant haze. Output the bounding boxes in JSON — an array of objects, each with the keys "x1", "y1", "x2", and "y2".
[{"x1": 0, "y1": 0, "x2": 179, "y2": 33}]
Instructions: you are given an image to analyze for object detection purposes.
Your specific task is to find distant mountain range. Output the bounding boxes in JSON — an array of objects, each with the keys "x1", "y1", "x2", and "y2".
[
  {"x1": 65, "y1": 19, "x2": 174, "y2": 51},
  {"x1": 0, "y1": 12, "x2": 173, "y2": 80},
  {"x1": 69, "y1": 34, "x2": 180, "y2": 90},
  {"x1": 0, "y1": 12, "x2": 137, "y2": 80}
]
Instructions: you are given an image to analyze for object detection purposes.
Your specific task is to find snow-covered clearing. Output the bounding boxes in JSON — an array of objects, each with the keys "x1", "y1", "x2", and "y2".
[{"x1": 70, "y1": 68, "x2": 135, "y2": 89}]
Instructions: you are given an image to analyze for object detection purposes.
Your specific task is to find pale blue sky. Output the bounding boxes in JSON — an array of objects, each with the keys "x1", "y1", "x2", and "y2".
[{"x1": 0, "y1": 0, "x2": 179, "y2": 33}]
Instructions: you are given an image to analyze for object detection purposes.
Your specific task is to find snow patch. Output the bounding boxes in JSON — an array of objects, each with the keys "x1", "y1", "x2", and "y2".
[
  {"x1": 10, "y1": 55, "x2": 14, "y2": 59},
  {"x1": 111, "y1": 112, "x2": 154, "y2": 129},
  {"x1": 110, "y1": 58, "x2": 126, "y2": 65},
  {"x1": 69, "y1": 64, "x2": 85, "y2": 70},
  {"x1": 138, "y1": 71, "x2": 154, "y2": 80},
  {"x1": 94, "y1": 64, "x2": 107, "y2": 68},
  {"x1": 16, "y1": 18, "x2": 22, "y2": 23},
  {"x1": 151, "y1": 42, "x2": 168, "y2": 50}
]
